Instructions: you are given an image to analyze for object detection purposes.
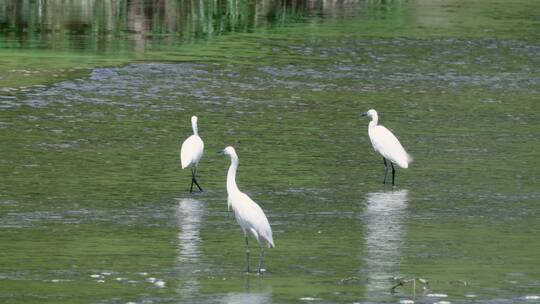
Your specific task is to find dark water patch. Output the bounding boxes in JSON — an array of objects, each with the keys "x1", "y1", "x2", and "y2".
[{"x1": 3, "y1": 36, "x2": 539, "y2": 111}]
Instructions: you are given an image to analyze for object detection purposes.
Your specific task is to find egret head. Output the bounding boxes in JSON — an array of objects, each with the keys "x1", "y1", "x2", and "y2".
[
  {"x1": 218, "y1": 146, "x2": 238, "y2": 158},
  {"x1": 362, "y1": 109, "x2": 377, "y2": 118},
  {"x1": 219, "y1": 146, "x2": 239, "y2": 165},
  {"x1": 223, "y1": 146, "x2": 236, "y2": 156},
  {"x1": 361, "y1": 109, "x2": 379, "y2": 126},
  {"x1": 191, "y1": 115, "x2": 198, "y2": 125}
]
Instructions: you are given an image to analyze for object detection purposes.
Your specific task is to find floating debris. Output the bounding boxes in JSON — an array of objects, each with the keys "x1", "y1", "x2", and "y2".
[
  {"x1": 154, "y1": 280, "x2": 166, "y2": 288},
  {"x1": 145, "y1": 277, "x2": 157, "y2": 283},
  {"x1": 391, "y1": 277, "x2": 429, "y2": 293},
  {"x1": 449, "y1": 280, "x2": 468, "y2": 286},
  {"x1": 340, "y1": 276, "x2": 361, "y2": 284},
  {"x1": 426, "y1": 293, "x2": 448, "y2": 298},
  {"x1": 299, "y1": 297, "x2": 320, "y2": 301}
]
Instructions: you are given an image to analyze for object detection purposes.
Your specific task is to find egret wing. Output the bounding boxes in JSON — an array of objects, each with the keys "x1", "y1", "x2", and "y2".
[
  {"x1": 369, "y1": 125, "x2": 410, "y2": 168},
  {"x1": 180, "y1": 135, "x2": 204, "y2": 169},
  {"x1": 231, "y1": 192, "x2": 275, "y2": 248}
]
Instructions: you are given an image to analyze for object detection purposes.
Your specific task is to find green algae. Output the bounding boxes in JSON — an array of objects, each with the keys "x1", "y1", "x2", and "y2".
[{"x1": 1, "y1": 0, "x2": 540, "y2": 303}]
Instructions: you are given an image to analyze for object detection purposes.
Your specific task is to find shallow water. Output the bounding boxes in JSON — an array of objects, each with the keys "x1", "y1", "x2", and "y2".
[{"x1": 1, "y1": 0, "x2": 540, "y2": 303}]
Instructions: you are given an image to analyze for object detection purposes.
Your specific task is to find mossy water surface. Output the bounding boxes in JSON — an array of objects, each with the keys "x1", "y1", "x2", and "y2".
[{"x1": 1, "y1": 0, "x2": 540, "y2": 303}]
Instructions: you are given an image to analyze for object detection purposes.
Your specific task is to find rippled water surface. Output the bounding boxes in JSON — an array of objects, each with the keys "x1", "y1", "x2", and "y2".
[{"x1": 1, "y1": 0, "x2": 540, "y2": 303}]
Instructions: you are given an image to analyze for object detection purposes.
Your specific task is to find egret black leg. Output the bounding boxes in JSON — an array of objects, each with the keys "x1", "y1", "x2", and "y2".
[
  {"x1": 245, "y1": 236, "x2": 251, "y2": 273},
  {"x1": 190, "y1": 167, "x2": 203, "y2": 192},
  {"x1": 391, "y1": 163, "x2": 396, "y2": 186},
  {"x1": 383, "y1": 158, "x2": 388, "y2": 184},
  {"x1": 189, "y1": 168, "x2": 195, "y2": 193},
  {"x1": 258, "y1": 244, "x2": 265, "y2": 274},
  {"x1": 192, "y1": 177, "x2": 203, "y2": 192}
]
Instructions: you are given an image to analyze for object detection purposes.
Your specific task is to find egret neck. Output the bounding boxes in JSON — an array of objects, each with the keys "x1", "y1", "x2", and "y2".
[
  {"x1": 191, "y1": 117, "x2": 199, "y2": 136},
  {"x1": 227, "y1": 153, "x2": 240, "y2": 195}
]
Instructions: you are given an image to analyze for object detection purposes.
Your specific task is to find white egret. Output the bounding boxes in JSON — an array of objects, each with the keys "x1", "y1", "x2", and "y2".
[
  {"x1": 362, "y1": 109, "x2": 411, "y2": 186},
  {"x1": 180, "y1": 115, "x2": 204, "y2": 193},
  {"x1": 219, "y1": 146, "x2": 275, "y2": 274}
]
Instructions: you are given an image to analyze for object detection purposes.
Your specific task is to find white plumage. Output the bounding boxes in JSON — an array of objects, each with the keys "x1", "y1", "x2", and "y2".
[
  {"x1": 221, "y1": 146, "x2": 274, "y2": 273},
  {"x1": 180, "y1": 116, "x2": 204, "y2": 192},
  {"x1": 181, "y1": 135, "x2": 203, "y2": 169},
  {"x1": 364, "y1": 109, "x2": 411, "y2": 185},
  {"x1": 368, "y1": 125, "x2": 410, "y2": 169}
]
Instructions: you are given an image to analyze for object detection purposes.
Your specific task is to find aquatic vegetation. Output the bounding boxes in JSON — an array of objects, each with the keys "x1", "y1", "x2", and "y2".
[{"x1": 1, "y1": 0, "x2": 539, "y2": 303}]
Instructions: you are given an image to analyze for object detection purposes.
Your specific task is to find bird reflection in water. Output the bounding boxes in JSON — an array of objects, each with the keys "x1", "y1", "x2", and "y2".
[
  {"x1": 176, "y1": 198, "x2": 205, "y2": 296},
  {"x1": 219, "y1": 275, "x2": 272, "y2": 304},
  {"x1": 363, "y1": 189, "x2": 409, "y2": 298}
]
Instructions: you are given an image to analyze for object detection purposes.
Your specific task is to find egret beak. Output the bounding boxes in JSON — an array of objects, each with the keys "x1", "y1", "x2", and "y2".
[
  {"x1": 217, "y1": 150, "x2": 225, "y2": 155},
  {"x1": 361, "y1": 112, "x2": 368, "y2": 117}
]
